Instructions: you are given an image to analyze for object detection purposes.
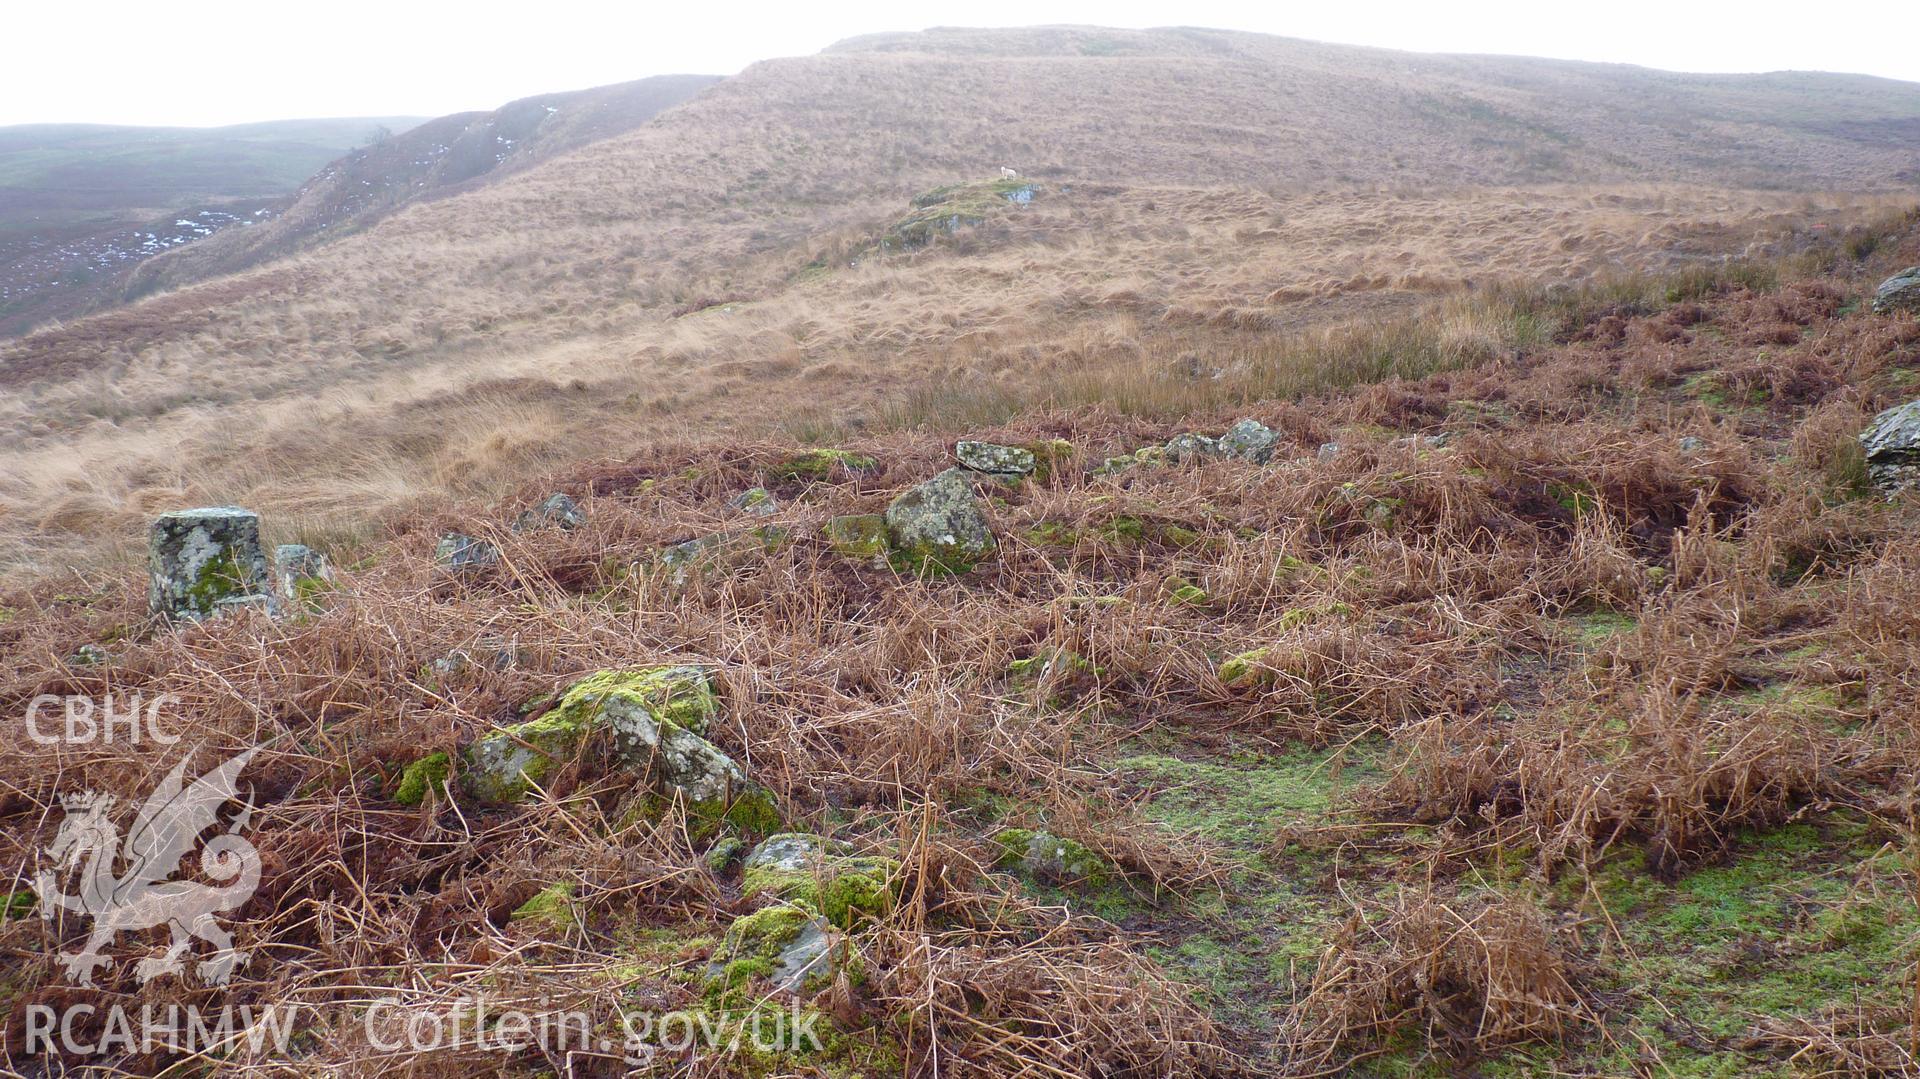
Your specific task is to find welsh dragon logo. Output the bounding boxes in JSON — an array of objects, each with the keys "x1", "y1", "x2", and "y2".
[{"x1": 36, "y1": 748, "x2": 261, "y2": 987}]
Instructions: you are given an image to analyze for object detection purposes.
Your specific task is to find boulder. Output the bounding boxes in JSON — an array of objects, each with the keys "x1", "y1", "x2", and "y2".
[
  {"x1": 954, "y1": 440, "x2": 1036, "y2": 476},
  {"x1": 274, "y1": 544, "x2": 332, "y2": 607},
  {"x1": 513, "y1": 493, "x2": 585, "y2": 532},
  {"x1": 1218, "y1": 418, "x2": 1280, "y2": 464},
  {"x1": 1861, "y1": 398, "x2": 1920, "y2": 494},
  {"x1": 435, "y1": 533, "x2": 499, "y2": 573},
  {"x1": 883, "y1": 468, "x2": 996, "y2": 575},
  {"x1": 147, "y1": 507, "x2": 277, "y2": 621},
  {"x1": 1872, "y1": 267, "x2": 1920, "y2": 316}
]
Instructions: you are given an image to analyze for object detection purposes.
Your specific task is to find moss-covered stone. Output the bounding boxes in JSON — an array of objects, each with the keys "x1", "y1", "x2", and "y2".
[
  {"x1": 739, "y1": 834, "x2": 899, "y2": 929},
  {"x1": 510, "y1": 882, "x2": 578, "y2": 931},
  {"x1": 993, "y1": 828, "x2": 1113, "y2": 888},
  {"x1": 823, "y1": 514, "x2": 889, "y2": 562},
  {"x1": 1162, "y1": 574, "x2": 1210, "y2": 606},
  {"x1": 461, "y1": 666, "x2": 772, "y2": 821},
  {"x1": 768, "y1": 448, "x2": 877, "y2": 481},
  {"x1": 1006, "y1": 648, "x2": 1100, "y2": 687},
  {"x1": 147, "y1": 507, "x2": 277, "y2": 621},
  {"x1": 393, "y1": 751, "x2": 451, "y2": 807},
  {"x1": 707, "y1": 905, "x2": 837, "y2": 996},
  {"x1": 1025, "y1": 438, "x2": 1075, "y2": 481},
  {"x1": 705, "y1": 836, "x2": 748, "y2": 872}
]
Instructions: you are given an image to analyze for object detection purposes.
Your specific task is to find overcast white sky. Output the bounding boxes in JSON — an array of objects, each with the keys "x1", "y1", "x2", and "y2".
[{"x1": 8, "y1": 0, "x2": 1918, "y2": 127}]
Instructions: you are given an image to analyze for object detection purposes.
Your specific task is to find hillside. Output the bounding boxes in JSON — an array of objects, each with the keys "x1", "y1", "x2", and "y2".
[
  {"x1": 0, "y1": 119, "x2": 420, "y2": 220},
  {"x1": 0, "y1": 117, "x2": 418, "y2": 337},
  {"x1": 5, "y1": 212, "x2": 1920, "y2": 1076},
  {"x1": 1, "y1": 27, "x2": 1919, "y2": 576},
  {"x1": 125, "y1": 74, "x2": 721, "y2": 296}
]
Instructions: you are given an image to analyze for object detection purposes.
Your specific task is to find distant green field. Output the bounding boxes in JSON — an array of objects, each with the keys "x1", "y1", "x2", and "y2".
[{"x1": 0, "y1": 117, "x2": 423, "y2": 229}]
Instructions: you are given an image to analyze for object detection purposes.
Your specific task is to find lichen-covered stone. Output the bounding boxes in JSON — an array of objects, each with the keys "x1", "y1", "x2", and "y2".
[
  {"x1": 1872, "y1": 267, "x2": 1920, "y2": 316},
  {"x1": 394, "y1": 752, "x2": 451, "y2": 806},
  {"x1": 1677, "y1": 435, "x2": 1708, "y2": 453},
  {"x1": 993, "y1": 828, "x2": 1112, "y2": 888},
  {"x1": 728, "y1": 487, "x2": 778, "y2": 517},
  {"x1": 741, "y1": 833, "x2": 897, "y2": 928},
  {"x1": 954, "y1": 440, "x2": 1036, "y2": 476},
  {"x1": 513, "y1": 493, "x2": 585, "y2": 532},
  {"x1": 147, "y1": 507, "x2": 277, "y2": 622},
  {"x1": 435, "y1": 532, "x2": 499, "y2": 573},
  {"x1": 769, "y1": 448, "x2": 877, "y2": 481},
  {"x1": 274, "y1": 544, "x2": 333, "y2": 609},
  {"x1": 823, "y1": 514, "x2": 889, "y2": 563},
  {"x1": 1163, "y1": 433, "x2": 1222, "y2": 462},
  {"x1": 883, "y1": 468, "x2": 996, "y2": 575},
  {"x1": 1218, "y1": 418, "x2": 1280, "y2": 464},
  {"x1": 1861, "y1": 398, "x2": 1920, "y2": 494}
]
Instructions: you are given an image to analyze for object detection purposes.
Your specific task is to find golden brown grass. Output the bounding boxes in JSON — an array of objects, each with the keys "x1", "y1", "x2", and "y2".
[
  {"x1": 5, "y1": 217, "x2": 1920, "y2": 1074},
  {"x1": 5, "y1": 26, "x2": 1920, "y2": 575}
]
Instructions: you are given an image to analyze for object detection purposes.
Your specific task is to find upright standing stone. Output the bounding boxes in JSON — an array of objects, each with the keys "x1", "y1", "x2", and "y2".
[
  {"x1": 884, "y1": 468, "x2": 997, "y2": 575},
  {"x1": 148, "y1": 507, "x2": 276, "y2": 621}
]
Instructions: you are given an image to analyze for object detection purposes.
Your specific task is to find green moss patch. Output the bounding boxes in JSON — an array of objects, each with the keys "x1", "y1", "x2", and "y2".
[{"x1": 393, "y1": 751, "x2": 451, "y2": 807}]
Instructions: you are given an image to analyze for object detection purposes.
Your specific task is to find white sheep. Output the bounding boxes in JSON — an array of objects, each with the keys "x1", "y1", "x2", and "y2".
[{"x1": 999, "y1": 166, "x2": 1019, "y2": 180}]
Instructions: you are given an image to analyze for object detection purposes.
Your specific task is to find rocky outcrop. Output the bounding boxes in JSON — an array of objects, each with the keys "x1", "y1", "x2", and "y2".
[
  {"x1": 1861, "y1": 398, "x2": 1920, "y2": 494},
  {"x1": 1872, "y1": 267, "x2": 1920, "y2": 316},
  {"x1": 883, "y1": 468, "x2": 997, "y2": 575},
  {"x1": 147, "y1": 507, "x2": 277, "y2": 621}
]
